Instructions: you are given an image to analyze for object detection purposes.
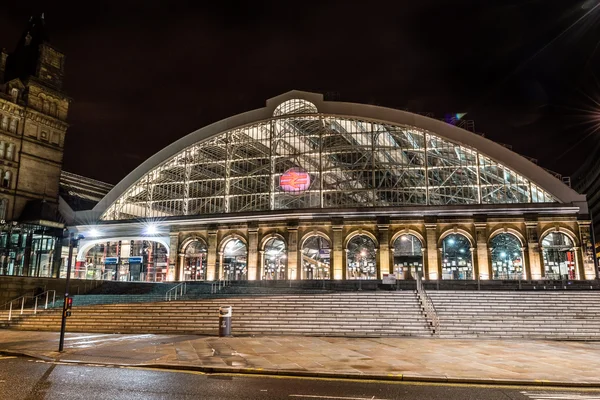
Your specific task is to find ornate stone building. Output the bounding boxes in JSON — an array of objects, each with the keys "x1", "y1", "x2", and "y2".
[
  {"x1": 71, "y1": 91, "x2": 597, "y2": 282},
  {"x1": 0, "y1": 15, "x2": 69, "y2": 277}
]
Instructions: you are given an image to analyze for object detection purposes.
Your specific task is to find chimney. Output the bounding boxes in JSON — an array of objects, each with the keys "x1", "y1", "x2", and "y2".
[{"x1": 0, "y1": 48, "x2": 8, "y2": 83}]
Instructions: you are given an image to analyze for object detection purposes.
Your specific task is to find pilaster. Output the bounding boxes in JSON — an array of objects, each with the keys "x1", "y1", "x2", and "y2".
[
  {"x1": 332, "y1": 221, "x2": 344, "y2": 280},
  {"x1": 377, "y1": 221, "x2": 390, "y2": 278},
  {"x1": 247, "y1": 225, "x2": 259, "y2": 281},
  {"x1": 425, "y1": 223, "x2": 439, "y2": 280},
  {"x1": 287, "y1": 223, "x2": 299, "y2": 280},
  {"x1": 525, "y1": 222, "x2": 542, "y2": 279},
  {"x1": 168, "y1": 232, "x2": 179, "y2": 281},
  {"x1": 206, "y1": 228, "x2": 217, "y2": 280},
  {"x1": 475, "y1": 223, "x2": 489, "y2": 280}
]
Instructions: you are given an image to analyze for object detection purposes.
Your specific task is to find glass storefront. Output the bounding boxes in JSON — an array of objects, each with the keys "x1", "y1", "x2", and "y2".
[
  {"x1": 301, "y1": 235, "x2": 330, "y2": 280},
  {"x1": 542, "y1": 232, "x2": 577, "y2": 280},
  {"x1": 183, "y1": 240, "x2": 207, "y2": 281},
  {"x1": 346, "y1": 235, "x2": 377, "y2": 280},
  {"x1": 441, "y1": 233, "x2": 473, "y2": 280},
  {"x1": 81, "y1": 240, "x2": 169, "y2": 282},
  {"x1": 220, "y1": 238, "x2": 247, "y2": 280},
  {"x1": 262, "y1": 237, "x2": 286, "y2": 280},
  {"x1": 392, "y1": 234, "x2": 423, "y2": 279},
  {"x1": 0, "y1": 223, "x2": 62, "y2": 278},
  {"x1": 490, "y1": 233, "x2": 524, "y2": 280}
]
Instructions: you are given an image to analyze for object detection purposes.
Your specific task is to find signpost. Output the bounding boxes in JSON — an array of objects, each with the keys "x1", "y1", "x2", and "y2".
[{"x1": 58, "y1": 232, "x2": 84, "y2": 352}]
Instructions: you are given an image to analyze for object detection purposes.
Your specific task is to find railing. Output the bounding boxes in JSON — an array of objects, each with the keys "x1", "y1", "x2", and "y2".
[
  {"x1": 33, "y1": 290, "x2": 56, "y2": 314},
  {"x1": 415, "y1": 273, "x2": 440, "y2": 336},
  {"x1": 165, "y1": 282, "x2": 187, "y2": 301},
  {"x1": 211, "y1": 279, "x2": 231, "y2": 294},
  {"x1": 2, "y1": 290, "x2": 59, "y2": 321}
]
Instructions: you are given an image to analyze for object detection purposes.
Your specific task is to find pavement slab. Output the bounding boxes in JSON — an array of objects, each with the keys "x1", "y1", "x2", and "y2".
[{"x1": 1, "y1": 330, "x2": 600, "y2": 386}]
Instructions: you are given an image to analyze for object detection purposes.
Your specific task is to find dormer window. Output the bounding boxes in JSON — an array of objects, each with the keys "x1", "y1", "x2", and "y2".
[{"x1": 10, "y1": 88, "x2": 18, "y2": 100}]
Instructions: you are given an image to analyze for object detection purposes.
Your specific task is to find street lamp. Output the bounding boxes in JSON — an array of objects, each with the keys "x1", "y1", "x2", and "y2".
[{"x1": 59, "y1": 231, "x2": 85, "y2": 352}]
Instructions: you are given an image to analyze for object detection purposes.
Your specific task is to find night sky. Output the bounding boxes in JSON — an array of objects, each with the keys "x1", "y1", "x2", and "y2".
[{"x1": 1, "y1": 1, "x2": 600, "y2": 185}]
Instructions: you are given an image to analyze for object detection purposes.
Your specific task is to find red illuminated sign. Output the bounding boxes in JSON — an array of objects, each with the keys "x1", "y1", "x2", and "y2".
[{"x1": 280, "y1": 168, "x2": 310, "y2": 192}]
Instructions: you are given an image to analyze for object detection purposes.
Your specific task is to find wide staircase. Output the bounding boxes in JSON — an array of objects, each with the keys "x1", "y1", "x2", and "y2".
[
  {"x1": 428, "y1": 291, "x2": 600, "y2": 340},
  {"x1": 0, "y1": 292, "x2": 432, "y2": 337}
]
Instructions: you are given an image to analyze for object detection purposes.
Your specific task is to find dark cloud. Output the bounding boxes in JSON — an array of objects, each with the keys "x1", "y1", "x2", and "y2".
[{"x1": 1, "y1": 0, "x2": 599, "y2": 183}]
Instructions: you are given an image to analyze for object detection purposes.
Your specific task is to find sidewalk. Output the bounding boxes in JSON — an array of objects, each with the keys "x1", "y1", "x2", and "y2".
[{"x1": 1, "y1": 330, "x2": 600, "y2": 387}]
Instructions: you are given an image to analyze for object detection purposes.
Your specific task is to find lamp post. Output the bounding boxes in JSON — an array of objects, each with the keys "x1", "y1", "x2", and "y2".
[{"x1": 58, "y1": 231, "x2": 83, "y2": 352}]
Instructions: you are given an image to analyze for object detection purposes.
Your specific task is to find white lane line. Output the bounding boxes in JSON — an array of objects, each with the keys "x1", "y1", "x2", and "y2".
[
  {"x1": 521, "y1": 392, "x2": 600, "y2": 400},
  {"x1": 289, "y1": 395, "x2": 388, "y2": 400},
  {"x1": 0, "y1": 356, "x2": 16, "y2": 360},
  {"x1": 66, "y1": 334, "x2": 155, "y2": 345}
]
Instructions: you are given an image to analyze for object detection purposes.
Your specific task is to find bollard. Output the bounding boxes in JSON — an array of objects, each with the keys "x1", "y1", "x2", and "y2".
[{"x1": 218, "y1": 305, "x2": 233, "y2": 337}]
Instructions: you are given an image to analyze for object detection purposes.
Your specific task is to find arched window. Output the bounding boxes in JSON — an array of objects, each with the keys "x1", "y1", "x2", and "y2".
[
  {"x1": 0, "y1": 142, "x2": 5, "y2": 159},
  {"x1": 220, "y1": 238, "x2": 247, "y2": 280},
  {"x1": 10, "y1": 88, "x2": 18, "y2": 100},
  {"x1": 542, "y1": 232, "x2": 577, "y2": 280},
  {"x1": 184, "y1": 239, "x2": 207, "y2": 281},
  {"x1": 392, "y1": 234, "x2": 423, "y2": 279},
  {"x1": 2, "y1": 171, "x2": 10, "y2": 188},
  {"x1": 262, "y1": 237, "x2": 286, "y2": 280},
  {"x1": 6, "y1": 143, "x2": 14, "y2": 161},
  {"x1": 490, "y1": 233, "x2": 524, "y2": 280},
  {"x1": 346, "y1": 234, "x2": 377, "y2": 280},
  {"x1": 50, "y1": 103, "x2": 58, "y2": 117},
  {"x1": 42, "y1": 100, "x2": 50, "y2": 114},
  {"x1": 301, "y1": 235, "x2": 330, "y2": 280},
  {"x1": 0, "y1": 116, "x2": 7, "y2": 131},
  {"x1": 441, "y1": 233, "x2": 473, "y2": 280},
  {"x1": 8, "y1": 119, "x2": 16, "y2": 133},
  {"x1": 0, "y1": 198, "x2": 7, "y2": 219}
]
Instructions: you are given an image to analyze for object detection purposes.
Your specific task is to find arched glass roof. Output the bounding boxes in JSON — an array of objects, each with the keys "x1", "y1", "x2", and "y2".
[{"x1": 100, "y1": 99, "x2": 556, "y2": 221}]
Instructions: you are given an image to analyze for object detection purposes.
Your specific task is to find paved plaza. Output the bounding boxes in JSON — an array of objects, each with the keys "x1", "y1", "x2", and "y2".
[{"x1": 1, "y1": 330, "x2": 599, "y2": 386}]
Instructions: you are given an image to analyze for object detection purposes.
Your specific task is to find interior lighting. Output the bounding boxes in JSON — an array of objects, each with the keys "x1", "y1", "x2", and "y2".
[
  {"x1": 500, "y1": 252, "x2": 507, "y2": 258},
  {"x1": 400, "y1": 235, "x2": 408, "y2": 241},
  {"x1": 88, "y1": 228, "x2": 99, "y2": 238},
  {"x1": 145, "y1": 225, "x2": 158, "y2": 235},
  {"x1": 448, "y1": 238, "x2": 455, "y2": 245}
]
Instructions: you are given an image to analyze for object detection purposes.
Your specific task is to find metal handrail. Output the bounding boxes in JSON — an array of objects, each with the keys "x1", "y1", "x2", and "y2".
[
  {"x1": 165, "y1": 282, "x2": 187, "y2": 301},
  {"x1": 1, "y1": 294, "x2": 32, "y2": 321},
  {"x1": 415, "y1": 273, "x2": 440, "y2": 336},
  {"x1": 211, "y1": 279, "x2": 231, "y2": 294},
  {"x1": 33, "y1": 290, "x2": 57, "y2": 314}
]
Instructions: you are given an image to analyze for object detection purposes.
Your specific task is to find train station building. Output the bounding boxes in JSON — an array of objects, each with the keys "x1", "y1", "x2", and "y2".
[{"x1": 69, "y1": 91, "x2": 597, "y2": 283}]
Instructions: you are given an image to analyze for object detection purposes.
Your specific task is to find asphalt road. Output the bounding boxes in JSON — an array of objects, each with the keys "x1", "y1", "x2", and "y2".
[{"x1": 1, "y1": 355, "x2": 599, "y2": 400}]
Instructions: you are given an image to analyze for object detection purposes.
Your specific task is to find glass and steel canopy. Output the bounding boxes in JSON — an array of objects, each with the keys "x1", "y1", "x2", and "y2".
[{"x1": 101, "y1": 99, "x2": 556, "y2": 221}]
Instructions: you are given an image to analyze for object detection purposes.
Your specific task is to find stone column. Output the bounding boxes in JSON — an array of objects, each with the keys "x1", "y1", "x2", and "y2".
[
  {"x1": 258, "y1": 250, "x2": 265, "y2": 280},
  {"x1": 521, "y1": 246, "x2": 530, "y2": 280},
  {"x1": 206, "y1": 229, "x2": 218, "y2": 280},
  {"x1": 178, "y1": 253, "x2": 185, "y2": 281},
  {"x1": 526, "y1": 223, "x2": 542, "y2": 279},
  {"x1": 247, "y1": 226, "x2": 259, "y2": 281},
  {"x1": 425, "y1": 224, "x2": 439, "y2": 280},
  {"x1": 332, "y1": 224, "x2": 344, "y2": 280},
  {"x1": 475, "y1": 224, "x2": 490, "y2": 280},
  {"x1": 377, "y1": 223, "x2": 390, "y2": 279},
  {"x1": 574, "y1": 246, "x2": 585, "y2": 280},
  {"x1": 287, "y1": 224, "x2": 299, "y2": 280},
  {"x1": 218, "y1": 251, "x2": 224, "y2": 280},
  {"x1": 470, "y1": 247, "x2": 478, "y2": 280},
  {"x1": 168, "y1": 233, "x2": 179, "y2": 281}
]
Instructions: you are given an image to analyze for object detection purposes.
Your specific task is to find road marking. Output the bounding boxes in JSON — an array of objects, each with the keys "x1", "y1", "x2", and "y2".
[
  {"x1": 521, "y1": 392, "x2": 600, "y2": 399},
  {"x1": 0, "y1": 356, "x2": 16, "y2": 360},
  {"x1": 290, "y1": 395, "x2": 389, "y2": 400}
]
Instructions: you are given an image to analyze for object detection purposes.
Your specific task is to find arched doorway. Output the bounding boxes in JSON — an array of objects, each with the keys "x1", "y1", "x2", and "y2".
[
  {"x1": 262, "y1": 237, "x2": 286, "y2": 280},
  {"x1": 392, "y1": 233, "x2": 423, "y2": 279},
  {"x1": 542, "y1": 232, "x2": 577, "y2": 280},
  {"x1": 221, "y1": 238, "x2": 247, "y2": 280},
  {"x1": 346, "y1": 235, "x2": 377, "y2": 280},
  {"x1": 301, "y1": 235, "x2": 331, "y2": 279},
  {"x1": 183, "y1": 239, "x2": 207, "y2": 281},
  {"x1": 441, "y1": 233, "x2": 473, "y2": 280},
  {"x1": 489, "y1": 233, "x2": 524, "y2": 280}
]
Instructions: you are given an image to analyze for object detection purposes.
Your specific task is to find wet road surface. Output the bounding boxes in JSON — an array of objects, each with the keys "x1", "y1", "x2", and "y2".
[{"x1": 1, "y1": 356, "x2": 599, "y2": 400}]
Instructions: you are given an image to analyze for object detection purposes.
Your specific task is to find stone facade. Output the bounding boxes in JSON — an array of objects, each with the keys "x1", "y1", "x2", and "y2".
[{"x1": 0, "y1": 15, "x2": 69, "y2": 222}]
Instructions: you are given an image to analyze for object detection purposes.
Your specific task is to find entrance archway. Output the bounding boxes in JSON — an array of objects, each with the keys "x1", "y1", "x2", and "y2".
[
  {"x1": 262, "y1": 237, "x2": 286, "y2": 280},
  {"x1": 301, "y1": 235, "x2": 331, "y2": 279},
  {"x1": 441, "y1": 233, "x2": 473, "y2": 280},
  {"x1": 392, "y1": 233, "x2": 423, "y2": 279},
  {"x1": 183, "y1": 239, "x2": 207, "y2": 281},
  {"x1": 489, "y1": 233, "x2": 524, "y2": 280},
  {"x1": 542, "y1": 232, "x2": 577, "y2": 280},
  {"x1": 346, "y1": 235, "x2": 377, "y2": 280},
  {"x1": 221, "y1": 238, "x2": 247, "y2": 280}
]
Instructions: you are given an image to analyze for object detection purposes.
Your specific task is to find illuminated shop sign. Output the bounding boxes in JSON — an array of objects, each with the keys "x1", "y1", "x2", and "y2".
[{"x1": 280, "y1": 168, "x2": 310, "y2": 192}]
